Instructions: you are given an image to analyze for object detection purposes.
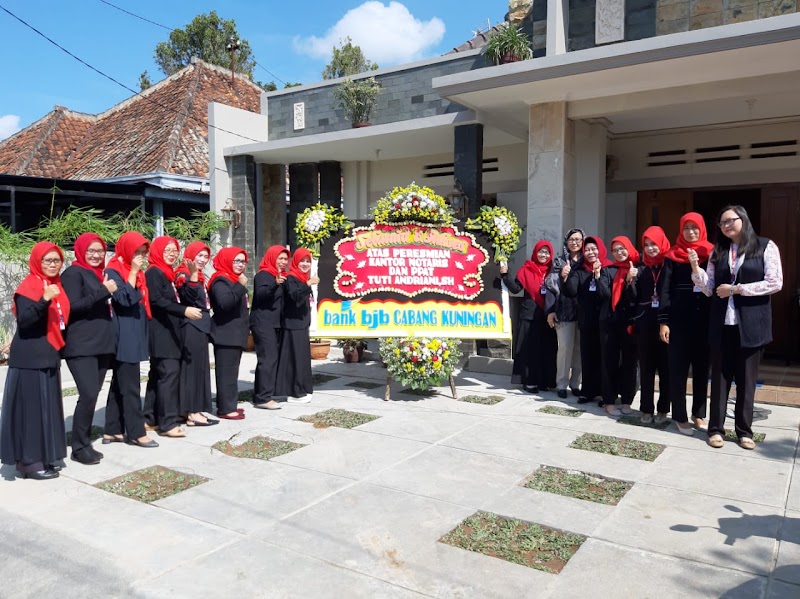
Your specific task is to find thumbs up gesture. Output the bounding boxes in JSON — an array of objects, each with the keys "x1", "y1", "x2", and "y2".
[
  {"x1": 103, "y1": 273, "x2": 118, "y2": 294},
  {"x1": 561, "y1": 262, "x2": 571, "y2": 281},
  {"x1": 592, "y1": 259, "x2": 602, "y2": 279},
  {"x1": 43, "y1": 284, "x2": 60, "y2": 301},
  {"x1": 687, "y1": 249, "x2": 699, "y2": 269},
  {"x1": 626, "y1": 261, "x2": 638, "y2": 283}
]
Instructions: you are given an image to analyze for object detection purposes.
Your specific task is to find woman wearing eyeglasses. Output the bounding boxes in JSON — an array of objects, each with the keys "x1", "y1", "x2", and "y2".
[
  {"x1": 690, "y1": 206, "x2": 783, "y2": 450},
  {"x1": 209, "y1": 247, "x2": 250, "y2": 420},
  {"x1": 143, "y1": 237, "x2": 199, "y2": 438},
  {"x1": 1, "y1": 243, "x2": 70, "y2": 480},
  {"x1": 61, "y1": 233, "x2": 118, "y2": 465},
  {"x1": 658, "y1": 213, "x2": 714, "y2": 436}
]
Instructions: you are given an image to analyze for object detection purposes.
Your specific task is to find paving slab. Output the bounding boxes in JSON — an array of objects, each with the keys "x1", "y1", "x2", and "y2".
[
  {"x1": 788, "y1": 467, "x2": 800, "y2": 512},
  {"x1": 766, "y1": 577, "x2": 800, "y2": 599},
  {"x1": 353, "y1": 408, "x2": 484, "y2": 443},
  {"x1": 593, "y1": 483, "x2": 782, "y2": 575},
  {"x1": 774, "y1": 510, "x2": 800, "y2": 585}
]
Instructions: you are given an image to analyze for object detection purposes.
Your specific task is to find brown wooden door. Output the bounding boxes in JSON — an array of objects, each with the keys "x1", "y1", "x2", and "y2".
[
  {"x1": 760, "y1": 185, "x2": 800, "y2": 362},
  {"x1": 636, "y1": 190, "x2": 693, "y2": 247}
]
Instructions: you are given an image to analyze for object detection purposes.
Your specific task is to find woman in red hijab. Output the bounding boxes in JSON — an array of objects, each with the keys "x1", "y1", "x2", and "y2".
[
  {"x1": 250, "y1": 245, "x2": 290, "y2": 410},
  {"x1": 275, "y1": 248, "x2": 319, "y2": 402},
  {"x1": 103, "y1": 232, "x2": 158, "y2": 448},
  {"x1": 631, "y1": 226, "x2": 672, "y2": 424},
  {"x1": 61, "y1": 233, "x2": 118, "y2": 465},
  {"x1": 1, "y1": 242, "x2": 70, "y2": 479},
  {"x1": 209, "y1": 247, "x2": 250, "y2": 419},
  {"x1": 501, "y1": 240, "x2": 557, "y2": 393},
  {"x1": 658, "y1": 212, "x2": 714, "y2": 435},
  {"x1": 597, "y1": 236, "x2": 640, "y2": 417}
]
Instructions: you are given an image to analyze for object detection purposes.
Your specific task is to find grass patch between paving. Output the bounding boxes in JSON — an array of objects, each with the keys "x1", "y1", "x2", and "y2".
[
  {"x1": 237, "y1": 388, "x2": 254, "y2": 403},
  {"x1": 570, "y1": 433, "x2": 665, "y2": 462},
  {"x1": 95, "y1": 466, "x2": 207, "y2": 503},
  {"x1": 213, "y1": 435, "x2": 305, "y2": 460},
  {"x1": 439, "y1": 511, "x2": 586, "y2": 574},
  {"x1": 298, "y1": 408, "x2": 379, "y2": 429},
  {"x1": 537, "y1": 406, "x2": 584, "y2": 417},
  {"x1": 459, "y1": 394, "x2": 504, "y2": 405},
  {"x1": 617, "y1": 414, "x2": 671, "y2": 430},
  {"x1": 65, "y1": 425, "x2": 104, "y2": 446},
  {"x1": 313, "y1": 374, "x2": 339, "y2": 385},
  {"x1": 345, "y1": 380, "x2": 384, "y2": 390},
  {"x1": 524, "y1": 466, "x2": 633, "y2": 506},
  {"x1": 62, "y1": 386, "x2": 78, "y2": 397},
  {"x1": 723, "y1": 430, "x2": 766, "y2": 443}
]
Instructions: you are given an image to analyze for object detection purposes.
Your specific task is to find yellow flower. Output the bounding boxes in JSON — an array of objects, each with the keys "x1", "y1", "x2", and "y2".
[{"x1": 432, "y1": 361, "x2": 442, "y2": 370}]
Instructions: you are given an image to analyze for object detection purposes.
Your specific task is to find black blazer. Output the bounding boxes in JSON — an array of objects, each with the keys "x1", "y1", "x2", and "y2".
[
  {"x1": 209, "y1": 277, "x2": 249, "y2": 347},
  {"x1": 175, "y1": 273, "x2": 212, "y2": 335},
  {"x1": 61, "y1": 264, "x2": 115, "y2": 358},
  {"x1": 563, "y1": 268, "x2": 605, "y2": 330},
  {"x1": 596, "y1": 265, "x2": 635, "y2": 326},
  {"x1": 145, "y1": 268, "x2": 185, "y2": 359},
  {"x1": 282, "y1": 276, "x2": 312, "y2": 330},
  {"x1": 105, "y1": 269, "x2": 148, "y2": 364},
  {"x1": 657, "y1": 258, "x2": 711, "y2": 326},
  {"x1": 8, "y1": 295, "x2": 60, "y2": 369},
  {"x1": 250, "y1": 270, "x2": 284, "y2": 330},
  {"x1": 630, "y1": 263, "x2": 666, "y2": 327}
]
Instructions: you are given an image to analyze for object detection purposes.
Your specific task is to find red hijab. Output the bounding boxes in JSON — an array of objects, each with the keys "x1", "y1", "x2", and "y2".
[
  {"x1": 148, "y1": 236, "x2": 179, "y2": 282},
  {"x1": 287, "y1": 247, "x2": 312, "y2": 284},
  {"x1": 174, "y1": 241, "x2": 211, "y2": 287},
  {"x1": 259, "y1": 245, "x2": 290, "y2": 277},
  {"x1": 516, "y1": 240, "x2": 553, "y2": 310},
  {"x1": 641, "y1": 226, "x2": 671, "y2": 268},
  {"x1": 581, "y1": 236, "x2": 613, "y2": 272},
  {"x1": 106, "y1": 231, "x2": 151, "y2": 319},
  {"x1": 209, "y1": 247, "x2": 248, "y2": 288},
  {"x1": 610, "y1": 236, "x2": 640, "y2": 311},
  {"x1": 14, "y1": 242, "x2": 70, "y2": 351},
  {"x1": 664, "y1": 212, "x2": 714, "y2": 264},
  {"x1": 72, "y1": 233, "x2": 106, "y2": 281}
]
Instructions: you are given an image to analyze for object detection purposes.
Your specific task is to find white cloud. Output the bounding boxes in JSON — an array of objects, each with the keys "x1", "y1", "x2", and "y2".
[
  {"x1": 0, "y1": 115, "x2": 21, "y2": 141},
  {"x1": 295, "y1": 1, "x2": 445, "y2": 67}
]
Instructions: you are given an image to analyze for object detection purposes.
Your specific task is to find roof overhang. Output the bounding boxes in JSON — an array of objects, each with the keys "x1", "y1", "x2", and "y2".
[
  {"x1": 433, "y1": 15, "x2": 800, "y2": 134},
  {"x1": 95, "y1": 172, "x2": 210, "y2": 193}
]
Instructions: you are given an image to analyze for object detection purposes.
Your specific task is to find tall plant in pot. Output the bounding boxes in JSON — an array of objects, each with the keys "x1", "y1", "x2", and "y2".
[
  {"x1": 334, "y1": 77, "x2": 381, "y2": 127},
  {"x1": 484, "y1": 23, "x2": 533, "y2": 65}
]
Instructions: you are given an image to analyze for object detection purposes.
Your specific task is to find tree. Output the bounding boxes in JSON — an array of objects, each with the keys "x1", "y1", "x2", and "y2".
[
  {"x1": 154, "y1": 11, "x2": 256, "y2": 78},
  {"x1": 138, "y1": 70, "x2": 153, "y2": 91},
  {"x1": 322, "y1": 37, "x2": 378, "y2": 80}
]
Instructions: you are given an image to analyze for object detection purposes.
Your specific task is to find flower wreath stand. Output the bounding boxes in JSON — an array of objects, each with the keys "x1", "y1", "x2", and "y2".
[{"x1": 379, "y1": 337, "x2": 462, "y2": 401}]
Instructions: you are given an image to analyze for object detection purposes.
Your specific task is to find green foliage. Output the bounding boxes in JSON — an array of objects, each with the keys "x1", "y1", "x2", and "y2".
[
  {"x1": 0, "y1": 223, "x2": 34, "y2": 264},
  {"x1": 322, "y1": 37, "x2": 379, "y2": 79},
  {"x1": 484, "y1": 24, "x2": 533, "y2": 64},
  {"x1": 109, "y1": 206, "x2": 158, "y2": 240},
  {"x1": 163, "y1": 210, "x2": 227, "y2": 246},
  {"x1": 139, "y1": 70, "x2": 153, "y2": 91},
  {"x1": 294, "y1": 203, "x2": 353, "y2": 257},
  {"x1": 37, "y1": 207, "x2": 120, "y2": 248},
  {"x1": 334, "y1": 77, "x2": 381, "y2": 125},
  {"x1": 298, "y1": 409, "x2": 380, "y2": 429},
  {"x1": 154, "y1": 11, "x2": 256, "y2": 77}
]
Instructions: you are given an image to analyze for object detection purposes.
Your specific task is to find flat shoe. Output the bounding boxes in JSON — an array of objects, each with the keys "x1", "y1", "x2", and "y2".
[
  {"x1": 620, "y1": 405, "x2": 634, "y2": 415},
  {"x1": 676, "y1": 422, "x2": 695, "y2": 436},
  {"x1": 144, "y1": 423, "x2": 158, "y2": 432},
  {"x1": 254, "y1": 402, "x2": 282, "y2": 410},
  {"x1": 577, "y1": 396, "x2": 592, "y2": 404},
  {"x1": 159, "y1": 427, "x2": 187, "y2": 438},
  {"x1": 101, "y1": 435, "x2": 125, "y2": 445},
  {"x1": 186, "y1": 418, "x2": 219, "y2": 426},
  {"x1": 739, "y1": 437, "x2": 756, "y2": 450},
  {"x1": 604, "y1": 405, "x2": 622, "y2": 417},
  {"x1": 707, "y1": 434, "x2": 724, "y2": 448},
  {"x1": 71, "y1": 450, "x2": 101, "y2": 465},
  {"x1": 20, "y1": 469, "x2": 59, "y2": 480},
  {"x1": 217, "y1": 412, "x2": 245, "y2": 420},
  {"x1": 126, "y1": 437, "x2": 159, "y2": 448},
  {"x1": 557, "y1": 389, "x2": 568, "y2": 399}
]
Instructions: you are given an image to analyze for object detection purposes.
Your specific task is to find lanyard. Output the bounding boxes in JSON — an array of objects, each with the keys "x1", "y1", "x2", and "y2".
[
  {"x1": 729, "y1": 244, "x2": 738, "y2": 284},
  {"x1": 650, "y1": 266, "x2": 662, "y2": 292}
]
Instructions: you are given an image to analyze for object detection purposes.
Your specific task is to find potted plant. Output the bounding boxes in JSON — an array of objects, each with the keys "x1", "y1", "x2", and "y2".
[
  {"x1": 484, "y1": 24, "x2": 533, "y2": 65},
  {"x1": 338, "y1": 339, "x2": 367, "y2": 363},
  {"x1": 334, "y1": 77, "x2": 381, "y2": 127},
  {"x1": 310, "y1": 338, "x2": 332, "y2": 360}
]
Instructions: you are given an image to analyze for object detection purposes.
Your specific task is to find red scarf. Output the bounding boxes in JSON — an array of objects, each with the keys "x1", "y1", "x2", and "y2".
[
  {"x1": 105, "y1": 231, "x2": 151, "y2": 319},
  {"x1": 664, "y1": 212, "x2": 714, "y2": 264},
  {"x1": 209, "y1": 247, "x2": 248, "y2": 288},
  {"x1": 641, "y1": 226, "x2": 670, "y2": 267},
  {"x1": 516, "y1": 240, "x2": 553, "y2": 310},
  {"x1": 148, "y1": 236, "x2": 179, "y2": 282},
  {"x1": 72, "y1": 233, "x2": 106, "y2": 281},
  {"x1": 174, "y1": 241, "x2": 210, "y2": 287},
  {"x1": 287, "y1": 247, "x2": 311, "y2": 284},
  {"x1": 259, "y1": 245, "x2": 290, "y2": 277},
  {"x1": 610, "y1": 236, "x2": 640, "y2": 311},
  {"x1": 581, "y1": 236, "x2": 613, "y2": 272},
  {"x1": 14, "y1": 242, "x2": 71, "y2": 351}
]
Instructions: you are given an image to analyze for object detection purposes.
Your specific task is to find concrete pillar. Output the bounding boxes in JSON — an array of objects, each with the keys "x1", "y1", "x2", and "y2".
[
  {"x1": 546, "y1": 0, "x2": 569, "y2": 55},
  {"x1": 230, "y1": 155, "x2": 258, "y2": 279},
  {"x1": 260, "y1": 164, "x2": 287, "y2": 251},
  {"x1": 454, "y1": 123, "x2": 484, "y2": 217},
  {"x1": 527, "y1": 101, "x2": 575, "y2": 249},
  {"x1": 342, "y1": 161, "x2": 370, "y2": 219},
  {"x1": 288, "y1": 163, "x2": 319, "y2": 250},
  {"x1": 319, "y1": 161, "x2": 343, "y2": 208},
  {"x1": 574, "y1": 120, "x2": 608, "y2": 238}
]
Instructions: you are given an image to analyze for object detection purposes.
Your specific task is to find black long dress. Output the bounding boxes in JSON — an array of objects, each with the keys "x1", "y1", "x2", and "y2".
[
  {"x1": 275, "y1": 276, "x2": 313, "y2": 399},
  {"x1": 250, "y1": 270, "x2": 284, "y2": 404},
  {"x1": 597, "y1": 266, "x2": 638, "y2": 406},
  {"x1": 0, "y1": 295, "x2": 66, "y2": 473},
  {"x1": 175, "y1": 274, "x2": 212, "y2": 414},
  {"x1": 563, "y1": 268, "x2": 604, "y2": 400},
  {"x1": 503, "y1": 273, "x2": 557, "y2": 389},
  {"x1": 209, "y1": 277, "x2": 250, "y2": 415}
]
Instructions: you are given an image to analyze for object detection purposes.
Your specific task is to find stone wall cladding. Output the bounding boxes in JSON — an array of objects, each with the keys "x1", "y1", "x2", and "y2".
[
  {"x1": 266, "y1": 54, "x2": 490, "y2": 141},
  {"x1": 230, "y1": 155, "x2": 258, "y2": 279},
  {"x1": 570, "y1": 0, "x2": 657, "y2": 51},
  {"x1": 656, "y1": 0, "x2": 797, "y2": 35}
]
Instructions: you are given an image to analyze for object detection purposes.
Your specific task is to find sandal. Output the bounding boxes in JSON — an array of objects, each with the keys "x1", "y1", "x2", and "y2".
[
  {"x1": 158, "y1": 427, "x2": 187, "y2": 438},
  {"x1": 187, "y1": 417, "x2": 219, "y2": 426},
  {"x1": 101, "y1": 435, "x2": 125, "y2": 445}
]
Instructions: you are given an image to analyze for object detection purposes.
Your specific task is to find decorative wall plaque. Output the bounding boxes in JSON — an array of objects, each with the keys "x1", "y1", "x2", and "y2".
[
  {"x1": 596, "y1": 0, "x2": 625, "y2": 44},
  {"x1": 293, "y1": 102, "x2": 305, "y2": 131}
]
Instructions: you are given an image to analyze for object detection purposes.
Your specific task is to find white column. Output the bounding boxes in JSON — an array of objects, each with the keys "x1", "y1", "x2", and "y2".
[
  {"x1": 574, "y1": 120, "x2": 608, "y2": 238},
  {"x1": 527, "y1": 102, "x2": 575, "y2": 248},
  {"x1": 342, "y1": 161, "x2": 371, "y2": 219},
  {"x1": 546, "y1": 0, "x2": 569, "y2": 55}
]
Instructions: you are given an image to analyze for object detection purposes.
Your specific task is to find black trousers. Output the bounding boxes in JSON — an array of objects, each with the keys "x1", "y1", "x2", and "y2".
[
  {"x1": 600, "y1": 322, "x2": 638, "y2": 406},
  {"x1": 253, "y1": 327, "x2": 281, "y2": 404},
  {"x1": 144, "y1": 358, "x2": 181, "y2": 433},
  {"x1": 668, "y1": 323, "x2": 709, "y2": 423},
  {"x1": 66, "y1": 355, "x2": 111, "y2": 452},
  {"x1": 214, "y1": 345, "x2": 242, "y2": 415},
  {"x1": 709, "y1": 325, "x2": 763, "y2": 439},
  {"x1": 105, "y1": 360, "x2": 145, "y2": 440},
  {"x1": 637, "y1": 317, "x2": 670, "y2": 415},
  {"x1": 578, "y1": 320, "x2": 602, "y2": 400}
]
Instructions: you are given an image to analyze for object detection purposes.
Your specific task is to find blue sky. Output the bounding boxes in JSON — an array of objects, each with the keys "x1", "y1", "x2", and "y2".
[{"x1": 0, "y1": 0, "x2": 505, "y2": 139}]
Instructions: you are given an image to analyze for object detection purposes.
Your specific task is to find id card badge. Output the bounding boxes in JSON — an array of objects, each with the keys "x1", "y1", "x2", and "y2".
[
  {"x1": 651, "y1": 294, "x2": 660, "y2": 308},
  {"x1": 540, "y1": 285, "x2": 547, "y2": 295},
  {"x1": 692, "y1": 285, "x2": 702, "y2": 293},
  {"x1": 589, "y1": 279, "x2": 597, "y2": 292}
]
